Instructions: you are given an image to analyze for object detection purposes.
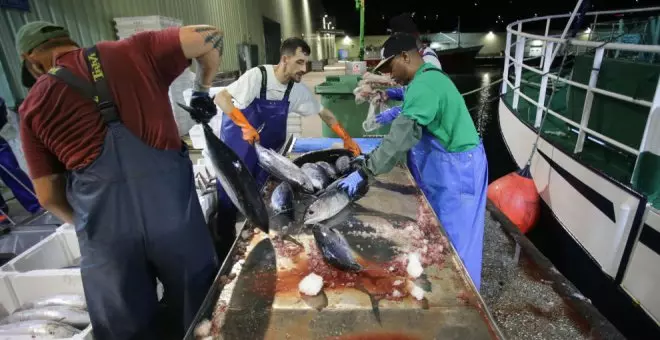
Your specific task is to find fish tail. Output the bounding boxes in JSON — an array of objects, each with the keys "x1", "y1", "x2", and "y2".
[{"x1": 355, "y1": 282, "x2": 382, "y2": 325}]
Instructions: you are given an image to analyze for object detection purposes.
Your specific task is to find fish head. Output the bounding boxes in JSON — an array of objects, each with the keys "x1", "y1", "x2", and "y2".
[{"x1": 304, "y1": 204, "x2": 320, "y2": 224}]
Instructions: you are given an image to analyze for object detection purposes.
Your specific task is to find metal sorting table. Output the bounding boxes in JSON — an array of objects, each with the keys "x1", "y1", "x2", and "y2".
[{"x1": 186, "y1": 137, "x2": 504, "y2": 340}]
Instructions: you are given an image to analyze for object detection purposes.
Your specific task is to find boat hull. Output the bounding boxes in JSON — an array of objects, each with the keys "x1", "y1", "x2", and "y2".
[{"x1": 498, "y1": 98, "x2": 660, "y2": 328}]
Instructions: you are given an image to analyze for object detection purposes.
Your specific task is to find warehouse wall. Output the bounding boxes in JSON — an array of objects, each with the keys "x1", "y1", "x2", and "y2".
[{"x1": 0, "y1": 0, "x2": 322, "y2": 105}]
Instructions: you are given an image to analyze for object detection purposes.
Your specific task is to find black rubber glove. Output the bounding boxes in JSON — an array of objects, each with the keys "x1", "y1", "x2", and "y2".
[{"x1": 188, "y1": 91, "x2": 217, "y2": 124}]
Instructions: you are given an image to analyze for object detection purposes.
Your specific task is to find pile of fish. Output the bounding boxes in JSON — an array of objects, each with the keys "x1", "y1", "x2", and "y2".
[
  {"x1": 262, "y1": 152, "x2": 358, "y2": 226},
  {"x1": 0, "y1": 294, "x2": 89, "y2": 338},
  {"x1": 260, "y1": 149, "x2": 371, "y2": 280}
]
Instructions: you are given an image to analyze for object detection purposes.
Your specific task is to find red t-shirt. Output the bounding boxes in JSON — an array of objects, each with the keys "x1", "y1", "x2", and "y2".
[{"x1": 19, "y1": 27, "x2": 189, "y2": 179}]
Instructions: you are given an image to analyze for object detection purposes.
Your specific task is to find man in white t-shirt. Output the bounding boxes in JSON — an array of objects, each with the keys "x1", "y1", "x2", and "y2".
[{"x1": 213, "y1": 37, "x2": 361, "y2": 230}]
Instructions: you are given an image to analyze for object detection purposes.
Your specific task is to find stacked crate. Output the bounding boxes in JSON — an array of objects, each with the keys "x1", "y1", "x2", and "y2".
[
  {"x1": 113, "y1": 15, "x2": 182, "y2": 40},
  {"x1": 0, "y1": 225, "x2": 93, "y2": 339}
]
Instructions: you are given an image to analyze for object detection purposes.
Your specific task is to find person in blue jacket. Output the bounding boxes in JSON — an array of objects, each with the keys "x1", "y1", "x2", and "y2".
[{"x1": 0, "y1": 97, "x2": 41, "y2": 222}]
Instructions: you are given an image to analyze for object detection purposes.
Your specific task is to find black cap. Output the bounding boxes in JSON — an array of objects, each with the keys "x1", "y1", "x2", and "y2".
[
  {"x1": 388, "y1": 13, "x2": 419, "y2": 35},
  {"x1": 373, "y1": 33, "x2": 418, "y2": 73}
]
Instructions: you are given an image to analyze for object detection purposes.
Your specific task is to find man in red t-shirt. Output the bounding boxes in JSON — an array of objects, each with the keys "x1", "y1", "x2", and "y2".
[{"x1": 17, "y1": 21, "x2": 221, "y2": 339}]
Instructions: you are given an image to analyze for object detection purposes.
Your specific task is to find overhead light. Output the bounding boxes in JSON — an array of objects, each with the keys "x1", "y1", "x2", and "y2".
[
  {"x1": 343, "y1": 35, "x2": 352, "y2": 45},
  {"x1": 430, "y1": 42, "x2": 442, "y2": 49},
  {"x1": 324, "y1": 14, "x2": 328, "y2": 17},
  {"x1": 486, "y1": 31, "x2": 495, "y2": 40},
  {"x1": 585, "y1": 27, "x2": 592, "y2": 34}
]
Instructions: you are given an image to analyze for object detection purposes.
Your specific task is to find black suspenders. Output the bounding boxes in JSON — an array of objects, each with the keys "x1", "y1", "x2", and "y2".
[
  {"x1": 47, "y1": 46, "x2": 120, "y2": 124},
  {"x1": 257, "y1": 65, "x2": 294, "y2": 101}
]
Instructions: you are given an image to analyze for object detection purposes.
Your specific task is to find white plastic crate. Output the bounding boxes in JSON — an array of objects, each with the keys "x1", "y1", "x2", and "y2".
[
  {"x1": 113, "y1": 15, "x2": 180, "y2": 29},
  {"x1": 0, "y1": 270, "x2": 93, "y2": 339},
  {"x1": 1, "y1": 231, "x2": 78, "y2": 272},
  {"x1": 114, "y1": 15, "x2": 182, "y2": 40}
]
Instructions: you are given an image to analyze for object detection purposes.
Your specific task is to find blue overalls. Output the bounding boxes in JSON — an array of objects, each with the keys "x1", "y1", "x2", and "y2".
[
  {"x1": 0, "y1": 98, "x2": 40, "y2": 216},
  {"x1": 216, "y1": 66, "x2": 293, "y2": 233},
  {"x1": 404, "y1": 67, "x2": 488, "y2": 290},
  {"x1": 408, "y1": 133, "x2": 488, "y2": 290},
  {"x1": 49, "y1": 47, "x2": 218, "y2": 340}
]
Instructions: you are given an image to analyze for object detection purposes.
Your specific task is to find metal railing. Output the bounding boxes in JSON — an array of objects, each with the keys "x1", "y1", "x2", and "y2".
[{"x1": 502, "y1": 6, "x2": 660, "y2": 173}]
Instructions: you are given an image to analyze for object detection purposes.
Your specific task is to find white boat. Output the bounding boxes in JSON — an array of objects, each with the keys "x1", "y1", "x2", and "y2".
[{"x1": 498, "y1": 5, "x2": 660, "y2": 335}]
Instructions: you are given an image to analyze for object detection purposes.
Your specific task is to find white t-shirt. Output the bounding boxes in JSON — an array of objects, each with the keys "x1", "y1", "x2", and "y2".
[
  {"x1": 225, "y1": 65, "x2": 322, "y2": 116},
  {"x1": 421, "y1": 47, "x2": 442, "y2": 70}
]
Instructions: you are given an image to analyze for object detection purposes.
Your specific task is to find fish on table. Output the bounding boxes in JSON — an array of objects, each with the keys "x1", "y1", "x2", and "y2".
[
  {"x1": 16, "y1": 294, "x2": 86, "y2": 312},
  {"x1": 1, "y1": 306, "x2": 90, "y2": 330},
  {"x1": 255, "y1": 143, "x2": 314, "y2": 193},
  {"x1": 335, "y1": 156, "x2": 351, "y2": 175},
  {"x1": 312, "y1": 225, "x2": 362, "y2": 272},
  {"x1": 301, "y1": 163, "x2": 330, "y2": 192},
  {"x1": 315, "y1": 161, "x2": 338, "y2": 180},
  {"x1": 0, "y1": 320, "x2": 80, "y2": 338},
  {"x1": 304, "y1": 187, "x2": 351, "y2": 225},
  {"x1": 270, "y1": 182, "x2": 294, "y2": 217}
]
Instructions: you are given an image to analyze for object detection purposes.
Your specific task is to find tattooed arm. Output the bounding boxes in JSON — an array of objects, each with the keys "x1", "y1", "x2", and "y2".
[{"x1": 179, "y1": 25, "x2": 224, "y2": 91}]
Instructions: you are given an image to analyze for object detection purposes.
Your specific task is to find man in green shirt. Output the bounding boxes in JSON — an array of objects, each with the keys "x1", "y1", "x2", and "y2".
[{"x1": 338, "y1": 33, "x2": 489, "y2": 289}]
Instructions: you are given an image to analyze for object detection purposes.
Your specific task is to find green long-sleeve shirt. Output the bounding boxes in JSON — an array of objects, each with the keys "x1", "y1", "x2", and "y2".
[
  {"x1": 363, "y1": 115, "x2": 422, "y2": 178},
  {"x1": 363, "y1": 63, "x2": 479, "y2": 178}
]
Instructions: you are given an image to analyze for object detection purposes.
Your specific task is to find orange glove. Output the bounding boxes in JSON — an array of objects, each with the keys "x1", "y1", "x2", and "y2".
[
  {"x1": 331, "y1": 123, "x2": 362, "y2": 156},
  {"x1": 227, "y1": 108, "x2": 259, "y2": 144}
]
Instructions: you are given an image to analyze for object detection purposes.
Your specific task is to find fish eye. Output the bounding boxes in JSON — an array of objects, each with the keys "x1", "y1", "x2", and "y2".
[{"x1": 308, "y1": 211, "x2": 315, "y2": 215}]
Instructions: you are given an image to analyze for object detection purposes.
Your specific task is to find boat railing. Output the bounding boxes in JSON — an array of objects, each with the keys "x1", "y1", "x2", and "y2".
[{"x1": 502, "y1": 6, "x2": 660, "y2": 177}]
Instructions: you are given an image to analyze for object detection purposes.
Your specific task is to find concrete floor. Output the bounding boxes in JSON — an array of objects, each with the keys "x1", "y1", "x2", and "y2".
[{"x1": 481, "y1": 211, "x2": 598, "y2": 340}]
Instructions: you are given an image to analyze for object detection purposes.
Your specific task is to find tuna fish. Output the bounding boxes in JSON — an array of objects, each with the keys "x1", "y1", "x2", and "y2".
[
  {"x1": 177, "y1": 103, "x2": 269, "y2": 233},
  {"x1": 0, "y1": 306, "x2": 90, "y2": 329},
  {"x1": 315, "y1": 161, "x2": 338, "y2": 179},
  {"x1": 312, "y1": 225, "x2": 362, "y2": 272},
  {"x1": 255, "y1": 143, "x2": 314, "y2": 193},
  {"x1": 0, "y1": 320, "x2": 80, "y2": 337},
  {"x1": 270, "y1": 182, "x2": 294, "y2": 216},
  {"x1": 301, "y1": 163, "x2": 330, "y2": 192},
  {"x1": 304, "y1": 188, "x2": 351, "y2": 225},
  {"x1": 335, "y1": 156, "x2": 351, "y2": 175},
  {"x1": 16, "y1": 294, "x2": 86, "y2": 312}
]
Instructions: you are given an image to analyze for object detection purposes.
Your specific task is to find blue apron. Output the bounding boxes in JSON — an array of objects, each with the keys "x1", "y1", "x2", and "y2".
[
  {"x1": 0, "y1": 137, "x2": 41, "y2": 214},
  {"x1": 50, "y1": 47, "x2": 218, "y2": 340},
  {"x1": 407, "y1": 132, "x2": 488, "y2": 290},
  {"x1": 216, "y1": 66, "x2": 293, "y2": 228}
]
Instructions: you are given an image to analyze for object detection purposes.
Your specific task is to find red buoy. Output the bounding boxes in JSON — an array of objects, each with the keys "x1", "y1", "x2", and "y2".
[{"x1": 488, "y1": 166, "x2": 540, "y2": 233}]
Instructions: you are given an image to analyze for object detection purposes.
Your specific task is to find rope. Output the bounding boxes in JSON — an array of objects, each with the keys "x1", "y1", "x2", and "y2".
[{"x1": 461, "y1": 78, "x2": 504, "y2": 97}]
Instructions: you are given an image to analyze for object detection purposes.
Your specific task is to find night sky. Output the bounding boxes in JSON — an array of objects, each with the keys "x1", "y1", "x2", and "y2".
[{"x1": 320, "y1": 0, "x2": 658, "y2": 35}]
